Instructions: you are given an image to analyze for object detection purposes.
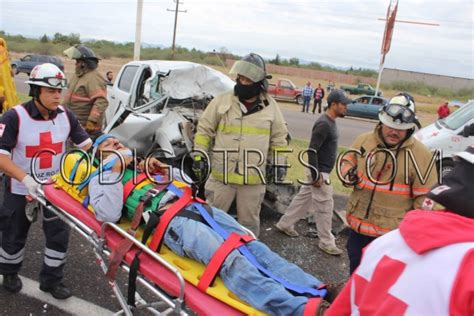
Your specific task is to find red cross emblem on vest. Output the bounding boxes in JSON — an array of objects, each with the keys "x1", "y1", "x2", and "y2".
[{"x1": 25, "y1": 132, "x2": 63, "y2": 169}]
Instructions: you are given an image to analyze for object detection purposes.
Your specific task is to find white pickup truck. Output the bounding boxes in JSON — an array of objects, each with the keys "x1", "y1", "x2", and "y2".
[{"x1": 104, "y1": 60, "x2": 234, "y2": 159}]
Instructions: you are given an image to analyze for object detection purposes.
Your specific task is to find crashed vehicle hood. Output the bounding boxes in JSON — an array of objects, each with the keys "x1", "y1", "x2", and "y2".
[{"x1": 140, "y1": 60, "x2": 234, "y2": 99}]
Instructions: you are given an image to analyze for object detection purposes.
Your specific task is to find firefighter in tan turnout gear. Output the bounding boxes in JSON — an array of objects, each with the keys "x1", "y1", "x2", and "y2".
[
  {"x1": 340, "y1": 93, "x2": 437, "y2": 274},
  {"x1": 63, "y1": 45, "x2": 108, "y2": 139},
  {"x1": 193, "y1": 53, "x2": 289, "y2": 237}
]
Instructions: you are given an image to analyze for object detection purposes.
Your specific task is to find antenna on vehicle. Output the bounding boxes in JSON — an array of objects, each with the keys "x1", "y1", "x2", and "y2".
[{"x1": 212, "y1": 49, "x2": 228, "y2": 71}]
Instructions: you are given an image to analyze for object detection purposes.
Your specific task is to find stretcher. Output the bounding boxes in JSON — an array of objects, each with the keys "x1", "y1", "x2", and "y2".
[{"x1": 37, "y1": 183, "x2": 263, "y2": 316}]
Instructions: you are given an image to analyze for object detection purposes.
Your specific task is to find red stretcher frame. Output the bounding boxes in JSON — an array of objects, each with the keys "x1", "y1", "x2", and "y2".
[{"x1": 38, "y1": 184, "x2": 245, "y2": 316}]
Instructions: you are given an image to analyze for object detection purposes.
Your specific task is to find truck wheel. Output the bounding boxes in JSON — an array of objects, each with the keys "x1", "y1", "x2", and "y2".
[
  {"x1": 296, "y1": 95, "x2": 304, "y2": 105},
  {"x1": 11, "y1": 65, "x2": 18, "y2": 75}
]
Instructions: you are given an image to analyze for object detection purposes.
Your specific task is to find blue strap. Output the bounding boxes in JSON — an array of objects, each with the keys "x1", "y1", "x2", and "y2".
[
  {"x1": 166, "y1": 183, "x2": 326, "y2": 297},
  {"x1": 77, "y1": 157, "x2": 118, "y2": 191}
]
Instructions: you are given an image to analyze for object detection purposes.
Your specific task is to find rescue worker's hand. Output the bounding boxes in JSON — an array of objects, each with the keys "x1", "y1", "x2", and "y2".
[
  {"x1": 139, "y1": 158, "x2": 169, "y2": 175},
  {"x1": 21, "y1": 175, "x2": 40, "y2": 199},
  {"x1": 276, "y1": 166, "x2": 287, "y2": 181},
  {"x1": 192, "y1": 155, "x2": 208, "y2": 182},
  {"x1": 342, "y1": 166, "x2": 360, "y2": 187},
  {"x1": 85, "y1": 120, "x2": 100, "y2": 134}
]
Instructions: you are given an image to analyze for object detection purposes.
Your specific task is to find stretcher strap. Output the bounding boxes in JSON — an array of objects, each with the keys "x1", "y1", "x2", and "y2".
[
  {"x1": 128, "y1": 251, "x2": 141, "y2": 307},
  {"x1": 197, "y1": 233, "x2": 254, "y2": 292},
  {"x1": 148, "y1": 186, "x2": 193, "y2": 252},
  {"x1": 123, "y1": 173, "x2": 148, "y2": 203},
  {"x1": 106, "y1": 182, "x2": 168, "y2": 281},
  {"x1": 303, "y1": 297, "x2": 322, "y2": 316},
  {"x1": 166, "y1": 184, "x2": 327, "y2": 298}
]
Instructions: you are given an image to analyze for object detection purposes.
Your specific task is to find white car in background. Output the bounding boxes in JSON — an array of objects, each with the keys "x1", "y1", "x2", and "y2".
[{"x1": 415, "y1": 100, "x2": 474, "y2": 176}]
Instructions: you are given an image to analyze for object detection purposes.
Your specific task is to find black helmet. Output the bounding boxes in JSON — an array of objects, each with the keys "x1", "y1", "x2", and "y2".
[
  {"x1": 229, "y1": 53, "x2": 272, "y2": 90},
  {"x1": 64, "y1": 45, "x2": 99, "y2": 61}
]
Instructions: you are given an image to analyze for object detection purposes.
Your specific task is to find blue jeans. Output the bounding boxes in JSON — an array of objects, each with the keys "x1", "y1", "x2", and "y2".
[
  {"x1": 303, "y1": 96, "x2": 311, "y2": 112},
  {"x1": 164, "y1": 206, "x2": 323, "y2": 316}
]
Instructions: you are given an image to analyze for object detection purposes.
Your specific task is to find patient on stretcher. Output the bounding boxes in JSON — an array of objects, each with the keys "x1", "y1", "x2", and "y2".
[{"x1": 68, "y1": 134, "x2": 330, "y2": 316}]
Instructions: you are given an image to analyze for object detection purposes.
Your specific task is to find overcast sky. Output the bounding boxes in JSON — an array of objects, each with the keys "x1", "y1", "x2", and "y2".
[{"x1": 1, "y1": 0, "x2": 473, "y2": 78}]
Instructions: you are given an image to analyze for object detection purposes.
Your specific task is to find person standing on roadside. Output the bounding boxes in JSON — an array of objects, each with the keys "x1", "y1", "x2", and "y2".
[
  {"x1": 275, "y1": 89, "x2": 352, "y2": 256},
  {"x1": 339, "y1": 93, "x2": 437, "y2": 274},
  {"x1": 63, "y1": 45, "x2": 108, "y2": 139},
  {"x1": 193, "y1": 53, "x2": 289, "y2": 237},
  {"x1": 312, "y1": 83, "x2": 325, "y2": 114},
  {"x1": 0, "y1": 63, "x2": 92, "y2": 299},
  {"x1": 302, "y1": 81, "x2": 313, "y2": 113},
  {"x1": 437, "y1": 101, "x2": 450, "y2": 119},
  {"x1": 105, "y1": 71, "x2": 114, "y2": 85}
]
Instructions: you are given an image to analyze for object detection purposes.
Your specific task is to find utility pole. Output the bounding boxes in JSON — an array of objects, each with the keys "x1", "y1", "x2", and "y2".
[
  {"x1": 133, "y1": 0, "x2": 143, "y2": 61},
  {"x1": 167, "y1": 0, "x2": 187, "y2": 56}
]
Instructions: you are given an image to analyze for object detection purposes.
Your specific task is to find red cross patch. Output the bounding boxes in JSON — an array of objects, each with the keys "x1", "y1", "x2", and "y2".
[
  {"x1": 25, "y1": 132, "x2": 63, "y2": 169},
  {"x1": 0, "y1": 123, "x2": 5, "y2": 138}
]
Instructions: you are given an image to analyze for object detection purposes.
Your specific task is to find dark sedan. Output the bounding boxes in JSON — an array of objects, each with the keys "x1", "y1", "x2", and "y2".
[{"x1": 346, "y1": 95, "x2": 388, "y2": 120}]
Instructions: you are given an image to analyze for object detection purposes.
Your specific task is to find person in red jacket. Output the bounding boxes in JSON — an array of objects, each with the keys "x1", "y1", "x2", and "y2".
[
  {"x1": 326, "y1": 145, "x2": 474, "y2": 316},
  {"x1": 437, "y1": 101, "x2": 450, "y2": 119}
]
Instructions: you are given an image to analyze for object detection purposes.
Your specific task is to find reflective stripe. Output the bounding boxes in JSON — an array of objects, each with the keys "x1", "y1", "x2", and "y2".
[
  {"x1": 45, "y1": 248, "x2": 67, "y2": 259},
  {"x1": 413, "y1": 187, "x2": 430, "y2": 196},
  {"x1": 194, "y1": 134, "x2": 212, "y2": 148},
  {"x1": 270, "y1": 145, "x2": 289, "y2": 151},
  {"x1": 44, "y1": 257, "x2": 67, "y2": 268},
  {"x1": 217, "y1": 124, "x2": 270, "y2": 135},
  {"x1": 347, "y1": 214, "x2": 391, "y2": 237},
  {"x1": 0, "y1": 247, "x2": 25, "y2": 264},
  {"x1": 44, "y1": 248, "x2": 67, "y2": 267},
  {"x1": 356, "y1": 176, "x2": 412, "y2": 196},
  {"x1": 211, "y1": 170, "x2": 265, "y2": 185}
]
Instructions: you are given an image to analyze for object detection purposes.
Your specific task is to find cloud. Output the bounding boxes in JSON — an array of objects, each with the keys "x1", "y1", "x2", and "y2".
[{"x1": 1, "y1": 0, "x2": 472, "y2": 78}]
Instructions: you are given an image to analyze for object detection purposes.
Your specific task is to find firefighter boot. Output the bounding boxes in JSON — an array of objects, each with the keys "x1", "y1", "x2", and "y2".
[
  {"x1": 2, "y1": 273, "x2": 22, "y2": 293},
  {"x1": 40, "y1": 282, "x2": 72, "y2": 299}
]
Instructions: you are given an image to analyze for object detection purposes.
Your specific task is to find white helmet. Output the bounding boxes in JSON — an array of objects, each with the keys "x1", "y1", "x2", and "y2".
[
  {"x1": 379, "y1": 93, "x2": 419, "y2": 130},
  {"x1": 25, "y1": 63, "x2": 67, "y2": 89}
]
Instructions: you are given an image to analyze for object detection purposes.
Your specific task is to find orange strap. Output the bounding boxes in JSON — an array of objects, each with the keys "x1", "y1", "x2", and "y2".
[
  {"x1": 197, "y1": 233, "x2": 254, "y2": 292},
  {"x1": 303, "y1": 297, "x2": 322, "y2": 316},
  {"x1": 148, "y1": 186, "x2": 193, "y2": 252}
]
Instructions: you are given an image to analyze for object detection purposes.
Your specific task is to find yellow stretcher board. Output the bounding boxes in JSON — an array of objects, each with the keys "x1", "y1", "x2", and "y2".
[{"x1": 0, "y1": 38, "x2": 19, "y2": 113}]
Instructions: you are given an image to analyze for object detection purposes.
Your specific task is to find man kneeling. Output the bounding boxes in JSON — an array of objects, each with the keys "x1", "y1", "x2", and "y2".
[{"x1": 82, "y1": 134, "x2": 329, "y2": 316}]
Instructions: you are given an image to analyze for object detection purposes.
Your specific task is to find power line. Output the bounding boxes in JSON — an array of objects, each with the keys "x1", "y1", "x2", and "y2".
[{"x1": 167, "y1": 0, "x2": 187, "y2": 56}]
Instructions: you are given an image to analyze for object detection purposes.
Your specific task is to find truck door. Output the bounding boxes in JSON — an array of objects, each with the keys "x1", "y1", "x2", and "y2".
[
  {"x1": 104, "y1": 63, "x2": 149, "y2": 128},
  {"x1": 279, "y1": 80, "x2": 294, "y2": 101}
]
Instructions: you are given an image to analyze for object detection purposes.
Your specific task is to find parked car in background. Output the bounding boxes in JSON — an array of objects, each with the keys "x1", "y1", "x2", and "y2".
[
  {"x1": 267, "y1": 79, "x2": 304, "y2": 105},
  {"x1": 415, "y1": 100, "x2": 473, "y2": 177},
  {"x1": 340, "y1": 83, "x2": 382, "y2": 96},
  {"x1": 11, "y1": 54, "x2": 64, "y2": 75},
  {"x1": 345, "y1": 95, "x2": 387, "y2": 120}
]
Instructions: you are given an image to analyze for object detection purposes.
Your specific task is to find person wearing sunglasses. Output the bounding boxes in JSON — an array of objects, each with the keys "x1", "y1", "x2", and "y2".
[
  {"x1": 0, "y1": 63, "x2": 92, "y2": 299},
  {"x1": 63, "y1": 45, "x2": 108, "y2": 139},
  {"x1": 339, "y1": 93, "x2": 437, "y2": 274}
]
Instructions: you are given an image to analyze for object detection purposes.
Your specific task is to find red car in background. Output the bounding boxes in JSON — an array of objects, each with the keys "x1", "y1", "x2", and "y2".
[{"x1": 267, "y1": 79, "x2": 304, "y2": 105}]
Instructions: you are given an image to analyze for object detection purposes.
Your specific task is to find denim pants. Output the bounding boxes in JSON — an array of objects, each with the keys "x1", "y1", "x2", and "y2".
[
  {"x1": 303, "y1": 96, "x2": 311, "y2": 112},
  {"x1": 164, "y1": 206, "x2": 323, "y2": 316}
]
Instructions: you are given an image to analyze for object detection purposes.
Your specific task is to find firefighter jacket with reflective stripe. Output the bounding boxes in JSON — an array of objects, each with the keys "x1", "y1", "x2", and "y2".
[
  {"x1": 342, "y1": 126, "x2": 437, "y2": 237},
  {"x1": 326, "y1": 210, "x2": 474, "y2": 316},
  {"x1": 194, "y1": 90, "x2": 288, "y2": 185},
  {"x1": 63, "y1": 68, "x2": 108, "y2": 129}
]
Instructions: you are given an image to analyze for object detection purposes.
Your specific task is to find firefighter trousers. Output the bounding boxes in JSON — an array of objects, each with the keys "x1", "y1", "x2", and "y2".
[
  {"x1": 205, "y1": 178, "x2": 266, "y2": 237},
  {"x1": 0, "y1": 180, "x2": 70, "y2": 287}
]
